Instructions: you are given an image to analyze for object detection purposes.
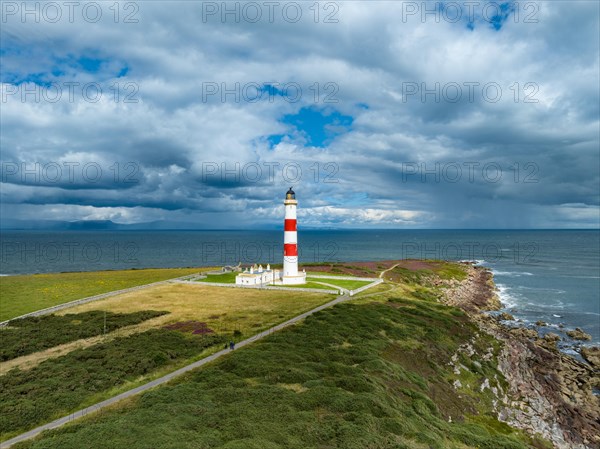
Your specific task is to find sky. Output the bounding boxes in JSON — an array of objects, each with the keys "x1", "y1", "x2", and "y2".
[{"x1": 1, "y1": 1, "x2": 599, "y2": 229}]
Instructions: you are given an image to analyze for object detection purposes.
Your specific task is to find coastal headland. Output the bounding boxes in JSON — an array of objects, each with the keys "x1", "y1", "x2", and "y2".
[{"x1": 0, "y1": 261, "x2": 598, "y2": 449}]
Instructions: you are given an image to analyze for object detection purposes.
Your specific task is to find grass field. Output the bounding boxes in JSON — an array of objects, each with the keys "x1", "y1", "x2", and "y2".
[
  {"x1": 273, "y1": 282, "x2": 339, "y2": 290},
  {"x1": 1, "y1": 284, "x2": 335, "y2": 374},
  {"x1": 0, "y1": 283, "x2": 335, "y2": 441},
  {"x1": 196, "y1": 272, "x2": 238, "y2": 283},
  {"x1": 0, "y1": 310, "x2": 167, "y2": 362},
  {"x1": 12, "y1": 292, "x2": 550, "y2": 449},
  {"x1": 3, "y1": 261, "x2": 548, "y2": 448},
  {"x1": 58, "y1": 283, "x2": 335, "y2": 338},
  {"x1": 1, "y1": 329, "x2": 224, "y2": 440},
  {"x1": 0, "y1": 268, "x2": 206, "y2": 321},
  {"x1": 307, "y1": 278, "x2": 374, "y2": 290}
]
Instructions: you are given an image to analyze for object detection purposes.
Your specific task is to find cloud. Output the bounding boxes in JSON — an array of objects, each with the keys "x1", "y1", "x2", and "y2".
[{"x1": 1, "y1": 1, "x2": 598, "y2": 228}]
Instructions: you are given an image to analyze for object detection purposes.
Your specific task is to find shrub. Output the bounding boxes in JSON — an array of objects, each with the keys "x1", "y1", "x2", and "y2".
[{"x1": 0, "y1": 310, "x2": 168, "y2": 361}]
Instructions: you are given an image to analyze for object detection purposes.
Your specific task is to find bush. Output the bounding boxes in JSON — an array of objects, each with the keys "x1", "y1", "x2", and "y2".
[
  {"x1": 0, "y1": 329, "x2": 224, "y2": 437},
  {"x1": 1, "y1": 310, "x2": 168, "y2": 361}
]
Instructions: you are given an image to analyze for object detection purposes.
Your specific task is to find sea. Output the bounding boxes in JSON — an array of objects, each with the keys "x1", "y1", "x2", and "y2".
[{"x1": 1, "y1": 229, "x2": 598, "y2": 346}]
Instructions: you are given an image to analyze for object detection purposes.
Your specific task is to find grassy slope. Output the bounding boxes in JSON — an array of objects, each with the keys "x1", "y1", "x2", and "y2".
[
  {"x1": 14, "y1": 264, "x2": 550, "y2": 449},
  {"x1": 1, "y1": 329, "x2": 225, "y2": 440},
  {"x1": 0, "y1": 268, "x2": 204, "y2": 321},
  {"x1": 58, "y1": 283, "x2": 335, "y2": 339},
  {"x1": 197, "y1": 272, "x2": 238, "y2": 283},
  {"x1": 1, "y1": 285, "x2": 336, "y2": 441},
  {"x1": 0, "y1": 310, "x2": 167, "y2": 362},
  {"x1": 307, "y1": 278, "x2": 373, "y2": 290},
  {"x1": 271, "y1": 282, "x2": 337, "y2": 290}
]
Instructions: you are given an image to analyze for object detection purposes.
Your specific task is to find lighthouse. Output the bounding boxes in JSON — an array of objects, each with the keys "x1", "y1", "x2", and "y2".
[{"x1": 282, "y1": 187, "x2": 307, "y2": 285}]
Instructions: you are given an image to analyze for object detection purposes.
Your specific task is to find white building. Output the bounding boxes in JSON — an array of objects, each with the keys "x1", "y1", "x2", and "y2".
[{"x1": 235, "y1": 264, "x2": 280, "y2": 286}]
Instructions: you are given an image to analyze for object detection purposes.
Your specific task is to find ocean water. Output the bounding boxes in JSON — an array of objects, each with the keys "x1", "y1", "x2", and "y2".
[{"x1": 1, "y1": 230, "x2": 598, "y2": 344}]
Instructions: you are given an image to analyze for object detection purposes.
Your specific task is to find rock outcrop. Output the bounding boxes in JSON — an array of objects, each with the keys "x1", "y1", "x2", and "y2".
[
  {"x1": 443, "y1": 265, "x2": 600, "y2": 449},
  {"x1": 567, "y1": 328, "x2": 593, "y2": 341}
]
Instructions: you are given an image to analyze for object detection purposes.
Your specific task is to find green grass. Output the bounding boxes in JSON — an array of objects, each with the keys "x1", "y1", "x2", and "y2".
[
  {"x1": 196, "y1": 272, "x2": 238, "y2": 283},
  {"x1": 1, "y1": 329, "x2": 225, "y2": 440},
  {"x1": 435, "y1": 262, "x2": 469, "y2": 281},
  {"x1": 272, "y1": 282, "x2": 338, "y2": 290},
  {"x1": 0, "y1": 268, "x2": 203, "y2": 321},
  {"x1": 307, "y1": 278, "x2": 374, "y2": 290},
  {"x1": 13, "y1": 295, "x2": 548, "y2": 449},
  {"x1": 305, "y1": 271, "x2": 351, "y2": 277},
  {"x1": 1, "y1": 310, "x2": 168, "y2": 361},
  {"x1": 197, "y1": 273, "x2": 374, "y2": 291}
]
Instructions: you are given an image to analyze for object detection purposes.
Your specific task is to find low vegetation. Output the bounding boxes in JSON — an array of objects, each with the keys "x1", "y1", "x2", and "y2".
[
  {"x1": 307, "y1": 277, "x2": 374, "y2": 290},
  {"x1": 1, "y1": 310, "x2": 167, "y2": 361},
  {"x1": 273, "y1": 282, "x2": 338, "y2": 290},
  {"x1": 13, "y1": 293, "x2": 548, "y2": 449},
  {"x1": 196, "y1": 272, "x2": 238, "y2": 283},
  {"x1": 59, "y1": 283, "x2": 335, "y2": 341},
  {"x1": 0, "y1": 284, "x2": 337, "y2": 442},
  {"x1": 0, "y1": 268, "x2": 203, "y2": 321},
  {"x1": 1, "y1": 329, "x2": 225, "y2": 440}
]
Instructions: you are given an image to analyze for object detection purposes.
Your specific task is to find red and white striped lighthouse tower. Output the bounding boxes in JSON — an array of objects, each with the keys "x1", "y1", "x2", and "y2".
[{"x1": 282, "y1": 187, "x2": 306, "y2": 285}]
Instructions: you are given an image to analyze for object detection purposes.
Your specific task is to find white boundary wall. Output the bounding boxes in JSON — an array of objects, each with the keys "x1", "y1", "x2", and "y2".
[{"x1": 175, "y1": 280, "x2": 340, "y2": 295}]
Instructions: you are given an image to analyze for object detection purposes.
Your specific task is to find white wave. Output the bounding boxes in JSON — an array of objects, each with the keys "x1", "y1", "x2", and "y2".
[
  {"x1": 515, "y1": 286, "x2": 565, "y2": 294},
  {"x1": 557, "y1": 275, "x2": 600, "y2": 279},
  {"x1": 493, "y1": 270, "x2": 534, "y2": 277},
  {"x1": 496, "y1": 284, "x2": 520, "y2": 308}
]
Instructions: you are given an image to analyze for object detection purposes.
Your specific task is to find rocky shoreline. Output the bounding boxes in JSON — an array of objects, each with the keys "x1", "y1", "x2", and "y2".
[{"x1": 443, "y1": 264, "x2": 600, "y2": 449}]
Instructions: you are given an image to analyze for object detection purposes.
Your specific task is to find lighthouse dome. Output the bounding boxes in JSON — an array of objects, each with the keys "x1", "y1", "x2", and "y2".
[{"x1": 285, "y1": 187, "x2": 295, "y2": 200}]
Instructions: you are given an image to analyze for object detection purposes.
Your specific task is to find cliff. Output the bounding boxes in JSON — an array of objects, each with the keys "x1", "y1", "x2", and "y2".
[{"x1": 443, "y1": 264, "x2": 600, "y2": 449}]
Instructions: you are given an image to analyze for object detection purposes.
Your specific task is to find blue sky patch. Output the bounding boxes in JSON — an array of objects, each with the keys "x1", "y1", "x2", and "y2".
[
  {"x1": 270, "y1": 107, "x2": 354, "y2": 148},
  {"x1": 77, "y1": 56, "x2": 104, "y2": 73}
]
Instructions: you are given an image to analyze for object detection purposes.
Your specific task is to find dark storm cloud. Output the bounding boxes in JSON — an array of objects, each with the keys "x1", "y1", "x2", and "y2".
[{"x1": 0, "y1": 1, "x2": 598, "y2": 228}]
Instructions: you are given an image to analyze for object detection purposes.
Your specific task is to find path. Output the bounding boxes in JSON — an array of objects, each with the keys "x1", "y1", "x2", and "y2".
[
  {"x1": 311, "y1": 281, "x2": 347, "y2": 294},
  {"x1": 1, "y1": 293, "x2": 351, "y2": 448},
  {"x1": 379, "y1": 263, "x2": 400, "y2": 279}
]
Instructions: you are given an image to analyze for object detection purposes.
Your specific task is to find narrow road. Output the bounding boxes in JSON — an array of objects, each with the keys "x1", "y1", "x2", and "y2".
[
  {"x1": 1, "y1": 293, "x2": 351, "y2": 448},
  {"x1": 379, "y1": 263, "x2": 400, "y2": 279}
]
